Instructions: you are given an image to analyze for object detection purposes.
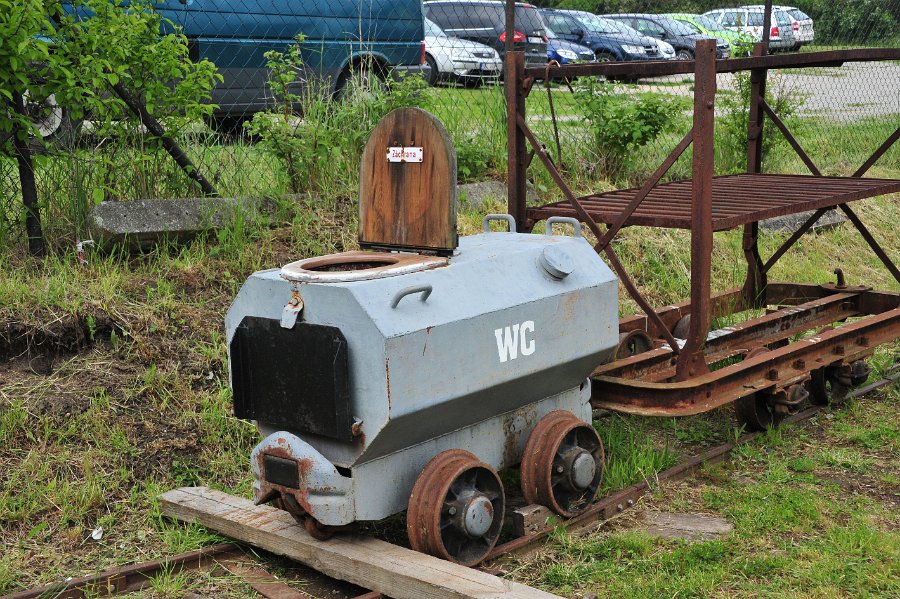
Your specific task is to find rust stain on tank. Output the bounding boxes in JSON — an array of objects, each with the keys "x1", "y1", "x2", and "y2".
[
  {"x1": 560, "y1": 294, "x2": 578, "y2": 323},
  {"x1": 385, "y1": 357, "x2": 392, "y2": 413},
  {"x1": 423, "y1": 325, "x2": 433, "y2": 356},
  {"x1": 501, "y1": 408, "x2": 537, "y2": 467}
]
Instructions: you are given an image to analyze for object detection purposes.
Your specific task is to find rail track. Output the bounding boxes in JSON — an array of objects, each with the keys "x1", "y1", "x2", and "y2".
[{"x1": 6, "y1": 364, "x2": 896, "y2": 599}]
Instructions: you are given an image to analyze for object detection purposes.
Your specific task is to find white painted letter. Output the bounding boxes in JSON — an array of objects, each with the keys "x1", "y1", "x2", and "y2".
[
  {"x1": 520, "y1": 320, "x2": 535, "y2": 356},
  {"x1": 494, "y1": 324, "x2": 520, "y2": 363}
]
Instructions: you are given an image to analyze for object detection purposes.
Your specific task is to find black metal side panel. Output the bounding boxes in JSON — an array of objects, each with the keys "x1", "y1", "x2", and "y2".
[{"x1": 230, "y1": 316, "x2": 353, "y2": 442}]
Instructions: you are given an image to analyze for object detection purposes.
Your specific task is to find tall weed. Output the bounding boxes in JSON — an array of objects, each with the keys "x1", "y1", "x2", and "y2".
[
  {"x1": 717, "y1": 72, "x2": 807, "y2": 174},
  {"x1": 246, "y1": 35, "x2": 431, "y2": 195}
]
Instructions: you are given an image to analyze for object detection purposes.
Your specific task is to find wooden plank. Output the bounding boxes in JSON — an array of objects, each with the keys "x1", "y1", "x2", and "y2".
[
  {"x1": 359, "y1": 107, "x2": 458, "y2": 254},
  {"x1": 160, "y1": 487, "x2": 562, "y2": 599}
]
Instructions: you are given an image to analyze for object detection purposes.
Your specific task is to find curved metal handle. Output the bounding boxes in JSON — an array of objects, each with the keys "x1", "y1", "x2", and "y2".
[
  {"x1": 545, "y1": 216, "x2": 582, "y2": 238},
  {"x1": 482, "y1": 214, "x2": 517, "y2": 233},
  {"x1": 391, "y1": 285, "x2": 433, "y2": 309}
]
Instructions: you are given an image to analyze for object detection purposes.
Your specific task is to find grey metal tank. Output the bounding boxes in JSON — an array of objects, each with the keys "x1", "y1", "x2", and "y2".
[{"x1": 225, "y1": 217, "x2": 618, "y2": 533}]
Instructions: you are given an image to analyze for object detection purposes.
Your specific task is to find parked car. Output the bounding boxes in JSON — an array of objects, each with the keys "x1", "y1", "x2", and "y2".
[
  {"x1": 139, "y1": 0, "x2": 429, "y2": 131},
  {"x1": 545, "y1": 28, "x2": 595, "y2": 65},
  {"x1": 540, "y1": 9, "x2": 664, "y2": 62},
  {"x1": 424, "y1": 19, "x2": 502, "y2": 86},
  {"x1": 599, "y1": 15, "x2": 676, "y2": 59},
  {"x1": 604, "y1": 13, "x2": 732, "y2": 60},
  {"x1": 665, "y1": 13, "x2": 752, "y2": 53},
  {"x1": 702, "y1": 7, "x2": 797, "y2": 51},
  {"x1": 741, "y1": 5, "x2": 815, "y2": 48},
  {"x1": 423, "y1": 1, "x2": 548, "y2": 69}
]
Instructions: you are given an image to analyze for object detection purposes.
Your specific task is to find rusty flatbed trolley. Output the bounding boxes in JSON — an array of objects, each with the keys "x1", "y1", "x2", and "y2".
[{"x1": 504, "y1": 3, "x2": 899, "y2": 430}]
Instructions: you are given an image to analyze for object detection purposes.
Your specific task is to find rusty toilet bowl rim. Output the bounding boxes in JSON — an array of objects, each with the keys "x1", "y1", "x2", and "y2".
[{"x1": 281, "y1": 250, "x2": 449, "y2": 283}]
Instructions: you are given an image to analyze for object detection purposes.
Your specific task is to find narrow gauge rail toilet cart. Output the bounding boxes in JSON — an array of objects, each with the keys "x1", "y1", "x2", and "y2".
[
  {"x1": 504, "y1": 7, "x2": 899, "y2": 430},
  {"x1": 225, "y1": 108, "x2": 619, "y2": 565}
]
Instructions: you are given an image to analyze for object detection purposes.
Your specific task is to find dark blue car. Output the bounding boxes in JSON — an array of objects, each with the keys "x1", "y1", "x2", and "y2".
[
  {"x1": 546, "y1": 33, "x2": 595, "y2": 65},
  {"x1": 541, "y1": 8, "x2": 663, "y2": 62}
]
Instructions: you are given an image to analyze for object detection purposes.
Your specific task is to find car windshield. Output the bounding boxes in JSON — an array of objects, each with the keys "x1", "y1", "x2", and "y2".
[
  {"x1": 692, "y1": 15, "x2": 722, "y2": 32},
  {"x1": 788, "y1": 9, "x2": 810, "y2": 21},
  {"x1": 540, "y1": 15, "x2": 559, "y2": 39},
  {"x1": 571, "y1": 12, "x2": 620, "y2": 35},
  {"x1": 660, "y1": 17, "x2": 702, "y2": 35},
  {"x1": 424, "y1": 19, "x2": 445, "y2": 38},
  {"x1": 598, "y1": 17, "x2": 642, "y2": 37}
]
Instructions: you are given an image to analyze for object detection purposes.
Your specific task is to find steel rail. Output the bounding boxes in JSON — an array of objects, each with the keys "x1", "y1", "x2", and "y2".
[
  {"x1": 486, "y1": 363, "x2": 899, "y2": 560},
  {"x1": 1, "y1": 543, "x2": 375, "y2": 599},
  {"x1": 7, "y1": 368, "x2": 895, "y2": 599}
]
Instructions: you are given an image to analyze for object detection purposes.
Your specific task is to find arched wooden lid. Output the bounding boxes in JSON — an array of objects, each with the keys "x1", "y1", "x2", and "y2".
[{"x1": 359, "y1": 107, "x2": 458, "y2": 255}]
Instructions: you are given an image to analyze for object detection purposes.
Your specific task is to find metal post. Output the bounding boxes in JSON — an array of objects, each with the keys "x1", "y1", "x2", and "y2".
[
  {"x1": 742, "y1": 41, "x2": 769, "y2": 308},
  {"x1": 676, "y1": 39, "x2": 717, "y2": 380},
  {"x1": 504, "y1": 0, "x2": 514, "y2": 55},
  {"x1": 505, "y1": 1, "x2": 527, "y2": 228},
  {"x1": 761, "y1": 0, "x2": 772, "y2": 49},
  {"x1": 10, "y1": 92, "x2": 46, "y2": 257}
]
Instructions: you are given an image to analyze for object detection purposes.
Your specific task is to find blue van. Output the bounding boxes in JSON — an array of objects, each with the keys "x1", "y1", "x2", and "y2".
[
  {"x1": 58, "y1": 1, "x2": 427, "y2": 131},
  {"x1": 154, "y1": 1, "x2": 428, "y2": 120}
]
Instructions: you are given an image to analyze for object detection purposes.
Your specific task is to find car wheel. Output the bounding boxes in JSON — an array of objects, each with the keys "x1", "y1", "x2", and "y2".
[
  {"x1": 676, "y1": 49, "x2": 693, "y2": 60},
  {"x1": 595, "y1": 50, "x2": 615, "y2": 62},
  {"x1": 21, "y1": 91, "x2": 81, "y2": 153},
  {"x1": 334, "y1": 61, "x2": 386, "y2": 103},
  {"x1": 424, "y1": 54, "x2": 439, "y2": 87},
  {"x1": 207, "y1": 115, "x2": 254, "y2": 142}
]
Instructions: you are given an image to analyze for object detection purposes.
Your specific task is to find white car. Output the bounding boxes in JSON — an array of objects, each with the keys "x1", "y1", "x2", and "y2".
[
  {"x1": 742, "y1": 5, "x2": 814, "y2": 48},
  {"x1": 703, "y1": 7, "x2": 797, "y2": 51},
  {"x1": 424, "y1": 19, "x2": 502, "y2": 87}
]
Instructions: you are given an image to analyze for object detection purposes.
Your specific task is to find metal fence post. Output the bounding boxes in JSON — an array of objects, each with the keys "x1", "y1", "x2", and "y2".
[
  {"x1": 676, "y1": 39, "x2": 717, "y2": 380},
  {"x1": 742, "y1": 41, "x2": 770, "y2": 307},
  {"x1": 506, "y1": 51, "x2": 527, "y2": 228}
]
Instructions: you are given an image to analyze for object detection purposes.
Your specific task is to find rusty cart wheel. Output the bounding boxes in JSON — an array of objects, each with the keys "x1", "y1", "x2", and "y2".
[
  {"x1": 614, "y1": 330, "x2": 653, "y2": 360},
  {"x1": 810, "y1": 360, "x2": 869, "y2": 405},
  {"x1": 276, "y1": 493, "x2": 336, "y2": 540},
  {"x1": 809, "y1": 367, "x2": 846, "y2": 405},
  {"x1": 520, "y1": 411, "x2": 604, "y2": 518},
  {"x1": 734, "y1": 392, "x2": 784, "y2": 431},
  {"x1": 406, "y1": 449, "x2": 504, "y2": 566}
]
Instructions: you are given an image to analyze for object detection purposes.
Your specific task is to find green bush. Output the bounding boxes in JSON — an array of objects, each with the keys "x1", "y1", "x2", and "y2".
[
  {"x1": 574, "y1": 80, "x2": 680, "y2": 182},
  {"x1": 0, "y1": 0, "x2": 220, "y2": 253}
]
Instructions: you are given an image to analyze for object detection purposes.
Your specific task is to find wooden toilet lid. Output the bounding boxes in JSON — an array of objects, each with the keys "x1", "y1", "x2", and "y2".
[{"x1": 359, "y1": 107, "x2": 458, "y2": 255}]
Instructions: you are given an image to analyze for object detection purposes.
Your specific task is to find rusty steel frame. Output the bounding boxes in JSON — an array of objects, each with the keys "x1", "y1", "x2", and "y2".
[{"x1": 505, "y1": 0, "x2": 900, "y2": 417}]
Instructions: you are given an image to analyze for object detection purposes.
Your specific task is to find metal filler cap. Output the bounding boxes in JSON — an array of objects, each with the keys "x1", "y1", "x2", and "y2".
[{"x1": 539, "y1": 245, "x2": 575, "y2": 279}]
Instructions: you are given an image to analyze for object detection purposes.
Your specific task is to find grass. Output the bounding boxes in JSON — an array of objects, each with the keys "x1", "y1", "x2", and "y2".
[
  {"x1": 507, "y1": 383, "x2": 900, "y2": 598},
  {"x1": 1, "y1": 67, "x2": 898, "y2": 596}
]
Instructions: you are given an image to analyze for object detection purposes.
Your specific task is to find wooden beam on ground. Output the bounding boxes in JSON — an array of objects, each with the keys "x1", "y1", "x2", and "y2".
[{"x1": 159, "y1": 487, "x2": 563, "y2": 599}]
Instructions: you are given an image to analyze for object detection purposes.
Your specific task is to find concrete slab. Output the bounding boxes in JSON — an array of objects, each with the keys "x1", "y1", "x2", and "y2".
[
  {"x1": 458, "y1": 180, "x2": 541, "y2": 210},
  {"x1": 87, "y1": 196, "x2": 275, "y2": 250},
  {"x1": 640, "y1": 512, "x2": 733, "y2": 541},
  {"x1": 761, "y1": 208, "x2": 846, "y2": 234}
]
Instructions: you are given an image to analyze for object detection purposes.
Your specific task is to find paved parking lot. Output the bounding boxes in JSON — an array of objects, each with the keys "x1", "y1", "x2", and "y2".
[{"x1": 634, "y1": 60, "x2": 900, "y2": 120}]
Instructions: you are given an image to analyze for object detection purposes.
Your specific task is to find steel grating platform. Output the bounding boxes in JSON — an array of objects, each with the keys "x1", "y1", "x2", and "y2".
[{"x1": 527, "y1": 174, "x2": 900, "y2": 231}]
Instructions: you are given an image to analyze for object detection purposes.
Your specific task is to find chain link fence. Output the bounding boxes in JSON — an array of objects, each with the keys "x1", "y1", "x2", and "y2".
[{"x1": 1, "y1": 0, "x2": 897, "y2": 248}]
